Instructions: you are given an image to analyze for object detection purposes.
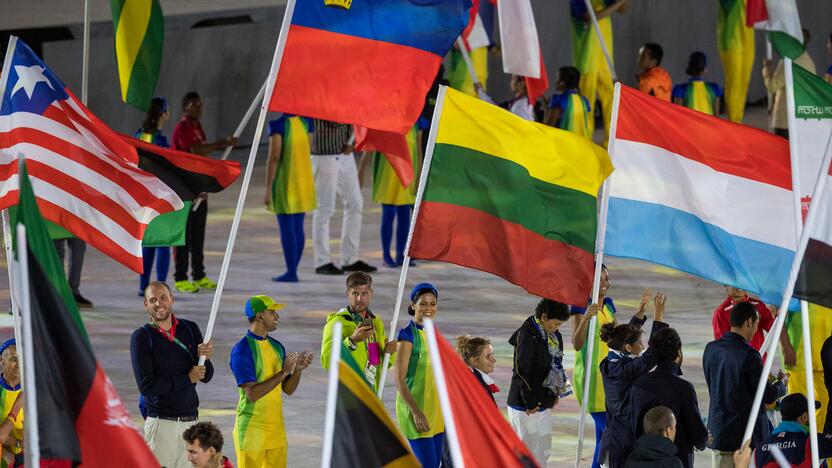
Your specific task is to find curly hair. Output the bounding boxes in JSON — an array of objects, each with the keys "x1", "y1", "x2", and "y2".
[
  {"x1": 649, "y1": 328, "x2": 682, "y2": 363},
  {"x1": 534, "y1": 298, "x2": 569, "y2": 321},
  {"x1": 182, "y1": 421, "x2": 224, "y2": 452}
]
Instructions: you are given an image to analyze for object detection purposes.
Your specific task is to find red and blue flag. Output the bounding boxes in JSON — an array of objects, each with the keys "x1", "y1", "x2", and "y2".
[{"x1": 269, "y1": 0, "x2": 470, "y2": 134}]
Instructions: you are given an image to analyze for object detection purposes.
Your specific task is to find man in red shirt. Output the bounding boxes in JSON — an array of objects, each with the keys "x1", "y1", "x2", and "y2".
[
  {"x1": 171, "y1": 92, "x2": 237, "y2": 293},
  {"x1": 712, "y1": 285, "x2": 776, "y2": 351}
]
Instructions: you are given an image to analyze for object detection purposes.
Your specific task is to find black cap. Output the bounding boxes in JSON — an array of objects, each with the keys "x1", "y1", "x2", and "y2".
[{"x1": 780, "y1": 393, "x2": 821, "y2": 421}]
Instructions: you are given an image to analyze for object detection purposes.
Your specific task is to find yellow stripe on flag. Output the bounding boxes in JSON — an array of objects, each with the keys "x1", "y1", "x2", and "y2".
[
  {"x1": 338, "y1": 360, "x2": 409, "y2": 440},
  {"x1": 115, "y1": 0, "x2": 153, "y2": 101},
  {"x1": 436, "y1": 87, "x2": 612, "y2": 196}
]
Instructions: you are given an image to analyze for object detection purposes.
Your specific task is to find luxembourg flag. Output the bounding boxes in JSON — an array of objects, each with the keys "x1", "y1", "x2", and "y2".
[{"x1": 605, "y1": 85, "x2": 796, "y2": 305}]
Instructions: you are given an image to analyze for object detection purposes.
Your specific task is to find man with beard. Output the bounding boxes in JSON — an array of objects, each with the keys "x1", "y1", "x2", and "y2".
[
  {"x1": 320, "y1": 272, "x2": 397, "y2": 391},
  {"x1": 130, "y1": 281, "x2": 215, "y2": 468},
  {"x1": 229, "y1": 295, "x2": 313, "y2": 468}
]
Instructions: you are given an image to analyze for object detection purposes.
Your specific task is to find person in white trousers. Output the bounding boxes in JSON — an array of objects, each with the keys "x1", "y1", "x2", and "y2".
[{"x1": 310, "y1": 119, "x2": 376, "y2": 275}]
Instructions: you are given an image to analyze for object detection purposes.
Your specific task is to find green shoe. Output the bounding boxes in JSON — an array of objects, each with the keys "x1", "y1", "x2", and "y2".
[
  {"x1": 195, "y1": 277, "x2": 217, "y2": 289},
  {"x1": 175, "y1": 280, "x2": 200, "y2": 293}
]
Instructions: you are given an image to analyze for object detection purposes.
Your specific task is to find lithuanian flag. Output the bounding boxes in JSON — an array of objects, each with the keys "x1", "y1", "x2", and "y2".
[
  {"x1": 330, "y1": 345, "x2": 419, "y2": 468},
  {"x1": 110, "y1": 0, "x2": 163, "y2": 110},
  {"x1": 410, "y1": 87, "x2": 612, "y2": 305}
]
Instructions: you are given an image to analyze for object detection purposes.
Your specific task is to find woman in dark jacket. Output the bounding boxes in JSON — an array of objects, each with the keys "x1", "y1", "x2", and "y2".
[
  {"x1": 629, "y1": 328, "x2": 708, "y2": 468},
  {"x1": 507, "y1": 298, "x2": 572, "y2": 466},
  {"x1": 598, "y1": 292, "x2": 668, "y2": 467}
]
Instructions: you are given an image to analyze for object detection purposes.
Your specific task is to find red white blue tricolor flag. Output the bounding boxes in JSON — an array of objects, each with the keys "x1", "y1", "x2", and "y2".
[
  {"x1": 605, "y1": 85, "x2": 796, "y2": 305},
  {"x1": 269, "y1": 0, "x2": 470, "y2": 134}
]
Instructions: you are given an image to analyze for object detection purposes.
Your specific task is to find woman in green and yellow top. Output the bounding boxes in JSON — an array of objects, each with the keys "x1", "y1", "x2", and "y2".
[
  {"x1": 672, "y1": 52, "x2": 723, "y2": 116},
  {"x1": 717, "y1": 0, "x2": 755, "y2": 123},
  {"x1": 570, "y1": 266, "x2": 648, "y2": 468},
  {"x1": 395, "y1": 283, "x2": 444, "y2": 468},
  {"x1": 265, "y1": 115, "x2": 316, "y2": 283},
  {"x1": 569, "y1": 0, "x2": 628, "y2": 142},
  {"x1": 373, "y1": 126, "x2": 422, "y2": 267},
  {"x1": 0, "y1": 339, "x2": 23, "y2": 468}
]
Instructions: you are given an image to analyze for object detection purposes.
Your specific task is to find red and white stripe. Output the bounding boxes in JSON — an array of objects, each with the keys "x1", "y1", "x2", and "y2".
[{"x1": 0, "y1": 90, "x2": 182, "y2": 273}]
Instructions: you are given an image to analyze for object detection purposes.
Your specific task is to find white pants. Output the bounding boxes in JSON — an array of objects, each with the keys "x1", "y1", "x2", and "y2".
[
  {"x1": 144, "y1": 417, "x2": 197, "y2": 468},
  {"x1": 508, "y1": 407, "x2": 553, "y2": 467},
  {"x1": 312, "y1": 154, "x2": 363, "y2": 267}
]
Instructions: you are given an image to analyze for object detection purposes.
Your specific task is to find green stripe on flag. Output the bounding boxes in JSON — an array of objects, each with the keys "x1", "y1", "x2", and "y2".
[
  {"x1": 793, "y1": 63, "x2": 832, "y2": 119},
  {"x1": 142, "y1": 201, "x2": 190, "y2": 247},
  {"x1": 768, "y1": 31, "x2": 805, "y2": 61},
  {"x1": 111, "y1": 0, "x2": 164, "y2": 111}
]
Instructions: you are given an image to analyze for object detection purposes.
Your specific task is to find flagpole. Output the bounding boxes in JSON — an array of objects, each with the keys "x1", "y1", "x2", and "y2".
[
  {"x1": 320, "y1": 321, "x2": 342, "y2": 468},
  {"x1": 376, "y1": 85, "x2": 448, "y2": 398},
  {"x1": 455, "y1": 38, "x2": 480, "y2": 87},
  {"x1": 198, "y1": 0, "x2": 298, "y2": 363},
  {"x1": 81, "y1": 0, "x2": 91, "y2": 105},
  {"x1": 575, "y1": 82, "x2": 620, "y2": 468},
  {"x1": 766, "y1": 37, "x2": 774, "y2": 129},
  {"x1": 740, "y1": 128, "x2": 832, "y2": 452},
  {"x1": 784, "y1": 57, "x2": 820, "y2": 468},
  {"x1": 581, "y1": 0, "x2": 618, "y2": 81},
  {"x1": 424, "y1": 319, "x2": 465, "y2": 468},
  {"x1": 16, "y1": 224, "x2": 40, "y2": 468},
  {"x1": 1, "y1": 212, "x2": 21, "y2": 350},
  {"x1": 192, "y1": 79, "x2": 269, "y2": 212}
]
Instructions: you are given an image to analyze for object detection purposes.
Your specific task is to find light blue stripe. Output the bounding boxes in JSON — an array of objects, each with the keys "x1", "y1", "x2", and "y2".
[{"x1": 606, "y1": 198, "x2": 795, "y2": 305}]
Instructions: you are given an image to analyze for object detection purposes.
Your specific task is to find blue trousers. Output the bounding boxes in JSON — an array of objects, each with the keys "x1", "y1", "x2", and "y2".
[
  {"x1": 380, "y1": 204, "x2": 412, "y2": 265},
  {"x1": 277, "y1": 213, "x2": 306, "y2": 279},
  {"x1": 591, "y1": 411, "x2": 607, "y2": 468},
  {"x1": 139, "y1": 247, "x2": 170, "y2": 293},
  {"x1": 409, "y1": 433, "x2": 444, "y2": 468}
]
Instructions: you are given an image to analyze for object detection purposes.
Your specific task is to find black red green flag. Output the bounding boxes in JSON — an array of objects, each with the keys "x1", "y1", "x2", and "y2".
[
  {"x1": 331, "y1": 345, "x2": 420, "y2": 468},
  {"x1": 12, "y1": 160, "x2": 159, "y2": 467}
]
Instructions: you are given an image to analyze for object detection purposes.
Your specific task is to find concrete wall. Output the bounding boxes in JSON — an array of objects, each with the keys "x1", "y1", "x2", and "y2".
[{"x1": 43, "y1": 0, "x2": 832, "y2": 146}]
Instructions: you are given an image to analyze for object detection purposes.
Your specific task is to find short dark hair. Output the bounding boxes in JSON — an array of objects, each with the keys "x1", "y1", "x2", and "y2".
[
  {"x1": 557, "y1": 66, "x2": 581, "y2": 90},
  {"x1": 642, "y1": 43, "x2": 664, "y2": 65},
  {"x1": 729, "y1": 301, "x2": 758, "y2": 328},
  {"x1": 346, "y1": 272, "x2": 373, "y2": 289},
  {"x1": 182, "y1": 91, "x2": 201, "y2": 110},
  {"x1": 649, "y1": 328, "x2": 682, "y2": 362},
  {"x1": 534, "y1": 299, "x2": 570, "y2": 322},
  {"x1": 685, "y1": 51, "x2": 707, "y2": 76},
  {"x1": 600, "y1": 323, "x2": 642, "y2": 351},
  {"x1": 183, "y1": 421, "x2": 224, "y2": 452},
  {"x1": 643, "y1": 406, "x2": 675, "y2": 436}
]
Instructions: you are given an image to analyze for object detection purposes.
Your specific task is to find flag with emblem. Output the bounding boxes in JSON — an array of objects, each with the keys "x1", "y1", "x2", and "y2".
[
  {"x1": 12, "y1": 159, "x2": 159, "y2": 466},
  {"x1": 109, "y1": 0, "x2": 164, "y2": 110},
  {"x1": 0, "y1": 36, "x2": 185, "y2": 272}
]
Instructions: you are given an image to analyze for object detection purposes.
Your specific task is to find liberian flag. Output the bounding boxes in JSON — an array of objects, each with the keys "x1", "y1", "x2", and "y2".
[
  {"x1": 12, "y1": 160, "x2": 159, "y2": 467},
  {"x1": 0, "y1": 37, "x2": 183, "y2": 273},
  {"x1": 269, "y1": 0, "x2": 470, "y2": 134},
  {"x1": 497, "y1": 0, "x2": 548, "y2": 103},
  {"x1": 410, "y1": 87, "x2": 611, "y2": 305},
  {"x1": 424, "y1": 320, "x2": 537, "y2": 467},
  {"x1": 605, "y1": 85, "x2": 796, "y2": 305},
  {"x1": 747, "y1": 0, "x2": 804, "y2": 59}
]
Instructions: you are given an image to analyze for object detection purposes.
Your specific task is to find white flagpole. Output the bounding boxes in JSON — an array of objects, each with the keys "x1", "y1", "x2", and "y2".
[
  {"x1": 198, "y1": 0, "x2": 297, "y2": 363},
  {"x1": 16, "y1": 224, "x2": 39, "y2": 468},
  {"x1": 81, "y1": 0, "x2": 90, "y2": 106},
  {"x1": 576, "y1": 82, "x2": 620, "y2": 467},
  {"x1": 740, "y1": 128, "x2": 832, "y2": 452},
  {"x1": 581, "y1": 0, "x2": 617, "y2": 81},
  {"x1": 424, "y1": 319, "x2": 465, "y2": 467},
  {"x1": 320, "y1": 321, "x2": 342, "y2": 468},
  {"x1": 192, "y1": 79, "x2": 269, "y2": 212},
  {"x1": 2, "y1": 211, "x2": 21, "y2": 350},
  {"x1": 376, "y1": 85, "x2": 448, "y2": 398},
  {"x1": 455, "y1": 38, "x2": 480, "y2": 87},
  {"x1": 784, "y1": 57, "x2": 820, "y2": 468}
]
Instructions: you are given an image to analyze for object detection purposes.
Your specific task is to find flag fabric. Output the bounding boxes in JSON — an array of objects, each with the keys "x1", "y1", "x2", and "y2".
[
  {"x1": 426, "y1": 322, "x2": 538, "y2": 467},
  {"x1": 0, "y1": 37, "x2": 183, "y2": 273},
  {"x1": 794, "y1": 161, "x2": 832, "y2": 309},
  {"x1": 462, "y1": 0, "x2": 490, "y2": 51},
  {"x1": 409, "y1": 87, "x2": 612, "y2": 305},
  {"x1": 330, "y1": 344, "x2": 420, "y2": 468},
  {"x1": 747, "y1": 0, "x2": 803, "y2": 59},
  {"x1": 524, "y1": 52, "x2": 549, "y2": 105},
  {"x1": 354, "y1": 126, "x2": 414, "y2": 187},
  {"x1": 269, "y1": 0, "x2": 470, "y2": 134},
  {"x1": 496, "y1": 0, "x2": 548, "y2": 103},
  {"x1": 791, "y1": 62, "x2": 832, "y2": 214},
  {"x1": 12, "y1": 160, "x2": 160, "y2": 467},
  {"x1": 109, "y1": 0, "x2": 164, "y2": 111},
  {"x1": 605, "y1": 85, "x2": 795, "y2": 305}
]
